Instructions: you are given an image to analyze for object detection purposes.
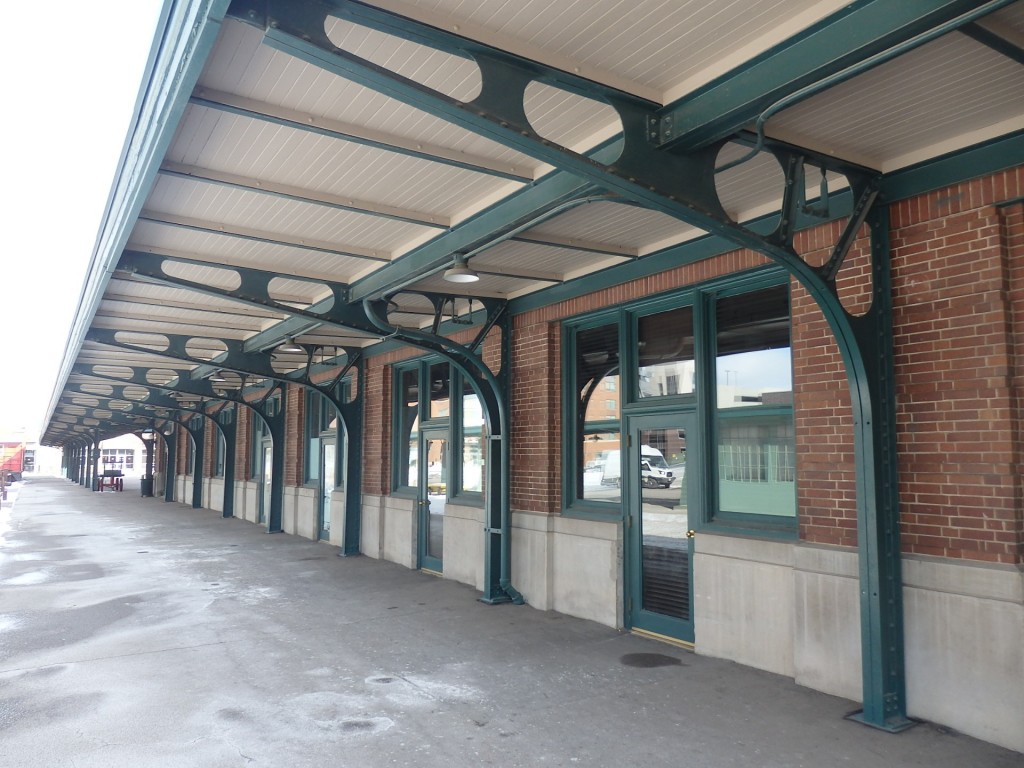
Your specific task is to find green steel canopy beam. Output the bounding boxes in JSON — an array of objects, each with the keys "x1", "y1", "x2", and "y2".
[
  {"x1": 510, "y1": 232, "x2": 637, "y2": 259},
  {"x1": 119, "y1": 250, "x2": 382, "y2": 338},
  {"x1": 654, "y1": 0, "x2": 1018, "y2": 151},
  {"x1": 243, "y1": 0, "x2": 876, "y2": 271},
  {"x1": 961, "y1": 19, "x2": 1024, "y2": 65},
  {"x1": 350, "y1": 170, "x2": 611, "y2": 301}
]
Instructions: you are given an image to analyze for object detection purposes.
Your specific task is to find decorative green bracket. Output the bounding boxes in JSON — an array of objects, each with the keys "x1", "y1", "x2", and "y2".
[{"x1": 365, "y1": 293, "x2": 523, "y2": 605}]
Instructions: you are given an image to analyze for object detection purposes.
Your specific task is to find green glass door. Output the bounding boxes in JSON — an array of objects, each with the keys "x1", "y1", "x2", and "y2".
[
  {"x1": 319, "y1": 440, "x2": 335, "y2": 541},
  {"x1": 418, "y1": 432, "x2": 447, "y2": 573},
  {"x1": 259, "y1": 441, "x2": 272, "y2": 525},
  {"x1": 626, "y1": 414, "x2": 696, "y2": 645}
]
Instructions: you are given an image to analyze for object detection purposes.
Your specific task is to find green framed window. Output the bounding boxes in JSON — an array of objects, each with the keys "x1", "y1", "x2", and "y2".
[
  {"x1": 304, "y1": 390, "x2": 324, "y2": 484},
  {"x1": 562, "y1": 269, "x2": 796, "y2": 534},
  {"x1": 392, "y1": 360, "x2": 485, "y2": 501},
  {"x1": 214, "y1": 407, "x2": 232, "y2": 479},
  {"x1": 214, "y1": 432, "x2": 226, "y2": 477},
  {"x1": 395, "y1": 365, "x2": 422, "y2": 491},
  {"x1": 305, "y1": 385, "x2": 344, "y2": 486},
  {"x1": 459, "y1": 374, "x2": 486, "y2": 495},
  {"x1": 566, "y1": 317, "x2": 622, "y2": 508},
  {"x1": 712, "y1": 282, "x2": 795, "y2": 524},
  {"x1": 250, "y1": 413, "x2": 268, "y2": 478},
  {"x1": 186, "y1": 414, "x2": 203, "y2": 474}
]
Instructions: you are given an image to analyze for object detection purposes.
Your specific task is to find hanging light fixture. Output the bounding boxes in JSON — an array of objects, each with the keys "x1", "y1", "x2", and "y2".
[
  {"x1": 209, "y1": 370, "x2": 226, "y2": 383},
  {"x1": 276, "y1": 337, "x2": 304, "y2": 353},
  {"x1": 443, "y1": 254, "x2": 479, "y2": 283}
]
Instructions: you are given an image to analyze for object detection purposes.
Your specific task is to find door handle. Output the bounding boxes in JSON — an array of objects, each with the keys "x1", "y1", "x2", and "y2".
[{"x1": 686, "y1": 529, "x2": 696, "y2": 539}]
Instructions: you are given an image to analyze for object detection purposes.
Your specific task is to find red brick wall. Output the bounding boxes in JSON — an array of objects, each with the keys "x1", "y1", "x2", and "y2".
[
  {"x1": 236, "y1": 405, "x2": 251, "y2": 480},
  {"x1": 284, "y1": 384, "x2": 304, "y2": 487},
  {"x1": 363, "y1": 353, "x2": 393, "y2": 496},
  {"x1": 791, "y1": 168, "x2": 1023, "y2": 563},
  {"x1": 1005, "y1": 200, "x2": 1024, "y2": 563},
  {"x1": 888, "y1": 172, "x2": 1023, "y2": 564},
  {"x1": 203, "y1": 419, "x2": 214, "y2": 477},
  {"x1": 176, "y1": 424, "x2": 188, "y2": 474},
  {"x1": 790, "y1": 221, "x2": 864, "y2": 549}
]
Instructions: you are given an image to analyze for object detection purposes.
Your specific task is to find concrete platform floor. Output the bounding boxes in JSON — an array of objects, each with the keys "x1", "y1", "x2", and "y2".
[{"x1": 1, "y1": 477, "x2": 1020, "y2": 768}]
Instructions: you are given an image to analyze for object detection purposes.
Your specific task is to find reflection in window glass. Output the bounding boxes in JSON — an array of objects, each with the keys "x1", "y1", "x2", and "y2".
[
  {"x1": 715, "y1": 286, "x2": 792, "y2": 409},
  {"x1": 638, "y1": 305, "x2": 695, "y2": 398},
  {"x1": 580, "y1": 431, "x2": 622, "y2": 504},
  {"x1": 718, "y1": 414, "x2": 795, "y2": 516},
  {"x1": 461, "y1": 379, "x2": 485, "y2": 493},
  {"x1": 715, "y1": 285, "x2": 795, "y2": 517},
  {"x1": 575, "y1": 323, "x2": 621, "y2": 503},
  {"x1": 305, "y1": 389, "x2": 321, "y2": 483},
  {"x1": 215, "y1": 433, "x2": 226, "y2": 477},
  {"x1": 429, "y1": 362, "x2": 450, "y2": 419},
  {"x1": 399, "y1": 368, "x2": 419, "y2": 488}
]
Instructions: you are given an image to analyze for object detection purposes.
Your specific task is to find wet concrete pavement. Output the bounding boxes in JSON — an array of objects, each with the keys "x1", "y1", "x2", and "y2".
[{"x1": 1, "y1": 477, "x2": 1020, "y2": 767}]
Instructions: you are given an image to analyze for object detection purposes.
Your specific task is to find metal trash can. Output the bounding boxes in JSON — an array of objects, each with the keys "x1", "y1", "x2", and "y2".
[{"x1": 140, "y1": 477, "x2": 154, "y2": 497}]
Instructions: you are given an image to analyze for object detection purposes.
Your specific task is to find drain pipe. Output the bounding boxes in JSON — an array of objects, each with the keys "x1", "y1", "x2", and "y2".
[{"x1": 717, "y1": 0, "x2": 1016, "y2": 172}]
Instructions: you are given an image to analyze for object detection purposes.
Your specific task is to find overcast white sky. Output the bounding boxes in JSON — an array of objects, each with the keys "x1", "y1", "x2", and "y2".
[{"x1": 1, "y1": 1, "x2": 165, "y2": 438}]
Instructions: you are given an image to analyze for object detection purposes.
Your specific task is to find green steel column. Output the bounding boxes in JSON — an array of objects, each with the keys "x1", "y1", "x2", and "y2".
[
  {"x1": 338, "y1": 375, "x2": 363, "y2": 556},
  {"x1": 87, "y1": 440, "x2": 98, "y2": 491},
  {"x1": 163, "y1": 428, "x2": 178, "y2": 502},
  {"x1": 189, "y1": 422, "x2": 206, "y2": 510},
  {"x1": 221, "y1": 416, "x2": 237, "y2": 518},
  {"x1": 267, "y1": 415, "x2": 285, "y2": 533},
  {"x1": 849, "y1": 205, "x2": 910, "y2": 731},
  {"x1": 481, "y1": 310, "x2": 513, "y2": 604}
]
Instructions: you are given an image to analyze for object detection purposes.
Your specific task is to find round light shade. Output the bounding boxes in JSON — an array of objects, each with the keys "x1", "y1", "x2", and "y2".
[{"x1": 443, "y1": 257, "x2": 479, "y2": 283}]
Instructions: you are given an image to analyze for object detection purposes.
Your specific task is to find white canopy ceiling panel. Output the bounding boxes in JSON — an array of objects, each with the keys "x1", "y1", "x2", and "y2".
[
  {"x1": 91, "y1": 315, "x2": 252, "y2": 340},
  {"x1": 362, "y1": 0, "x2": 845, "y2": 102},
  {"x1": 145, "y1": 174, "x2": 429, "y2": 254},
  {"x1": 200, "y1": 19, "x2": 539, "y2": 170},
  {"x1": 127, "y1": 222, "x2": 385, "y2": 282},
  {"x1": 96, "y1": 299, "x2": 267, "y2": 332},
  {"x1": 167, "y1": 105, "x2": 520, "y2": 219},
  {"x1": 986, "y1": 2, "x2": 1024, "y2": 31},
  {"x1": 43, "y1": 0, "x2": 1024, "y2": 451},
  {"x1": 768, "y1": 33, "x2": 1024, "y2": 172},
  {"x1": 409, "y1": 272, "x2": 545, "y2": 300},
  {"x1": 473, "y1": 240, "x2": 615, "y2": 279},
  {"x1": 324, "y1": 16, "x2": 482, "y2": 102},
  {"x1": 104, "y1": 278, "x2": 285, "y2": 320},
  {"x1": 523, "y1": 201, "x2": 704, "y2": 254}
]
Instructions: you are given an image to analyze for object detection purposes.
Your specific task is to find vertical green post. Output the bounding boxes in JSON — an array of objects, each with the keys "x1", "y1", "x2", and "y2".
[
  {"x1": 221, "y1": 414, "x2": 237, "y2": 518},
  {"x1": 163, "y1": 427, "x2": 178, "y2": 502},
  {"x1": 188, "y1": 420, "x2": 206, "y2": 510},
  {"x1": 848, "y1": 205, "x2": 910, "y2": 731}
]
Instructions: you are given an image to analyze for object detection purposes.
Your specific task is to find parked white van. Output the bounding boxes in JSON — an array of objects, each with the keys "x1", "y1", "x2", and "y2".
[{"x1": 602, "y1": 445, "x2": 674, "y2": 488}]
